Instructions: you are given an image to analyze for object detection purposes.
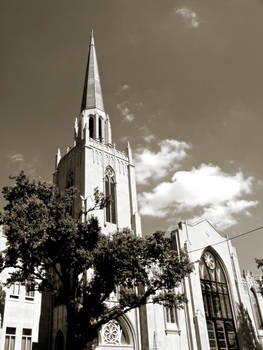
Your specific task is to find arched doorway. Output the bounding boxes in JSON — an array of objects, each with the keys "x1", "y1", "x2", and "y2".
[
  {"x1": 199, "y1": 250, "x2": 239, "y2": 350},
  {"x1": 55, "y1": 330, "x2": 64, "y2": 350}
]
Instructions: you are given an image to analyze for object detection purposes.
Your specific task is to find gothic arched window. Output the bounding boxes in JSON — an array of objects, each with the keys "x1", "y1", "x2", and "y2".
[
  {"x1": 89, "y1": 116, "x2": 94, "y2": 139},
  {"x1": 199, "y1": 250, "x2": 239, "y2": 350},
  {"x1": 66, "y1": 170, "x2": 74, "y2": 189},
  {"x1": 251, "y1": 288, "x2": 263, "y2": 329},
  {"x1": 55, "y1": 330, "x2": 64, "y2": 350},
  {"x1": 105, "y1": 167, "x2": 116, "y2": 224}
]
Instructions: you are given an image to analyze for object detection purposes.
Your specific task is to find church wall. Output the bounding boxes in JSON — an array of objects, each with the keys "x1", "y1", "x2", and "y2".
[
  {"x1": 0, "y1": 227, "x2": 42, "y2": 350},
  {"x1": 145, "y1": 220, "x2": 263, "y2": 349},
  {"x1": 146, "y1": 303, "x2": 190, "y2": 350},
  {"x1": 54, "y1": 142, "x2": 85, "y2": 218},
  {"x1": 83, "y1": 139, "x2": 133, "y2": 234}
]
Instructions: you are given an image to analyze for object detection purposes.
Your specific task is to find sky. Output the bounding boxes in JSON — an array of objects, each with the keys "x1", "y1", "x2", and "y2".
[{"x1": 1, "y1": 0, "x2": 263, "y2": 273}]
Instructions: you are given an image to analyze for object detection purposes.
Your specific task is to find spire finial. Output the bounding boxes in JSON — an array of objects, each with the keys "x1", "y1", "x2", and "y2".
[
  {"x1": 80, "y1": 30, "x2": 104, "y2": 113},
  {"x1": 90, "y1": 29, "x2": 95, "y2": 45},
  {"x1": 127, "y1": 141, "x2": 133, "y2": 164},
  {"x1": 55, "y1": 148, "x2": 61, "y2": 169}
]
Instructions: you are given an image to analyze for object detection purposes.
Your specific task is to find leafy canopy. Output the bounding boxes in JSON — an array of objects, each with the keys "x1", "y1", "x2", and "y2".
[{"x1": 0, "y1": 172, "x2": 193, "y2": 348}]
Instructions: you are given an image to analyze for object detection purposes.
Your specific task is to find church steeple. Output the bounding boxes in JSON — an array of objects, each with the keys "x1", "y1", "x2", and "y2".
[{"x1": 81, "y1": 30, "x2": 104, "y2": 112}]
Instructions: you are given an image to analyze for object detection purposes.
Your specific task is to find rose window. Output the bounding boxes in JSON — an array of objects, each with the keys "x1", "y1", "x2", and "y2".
[
  {"x1": 101, "y1": 320, "x2": 122, "y2": 345},
  {"x1": 203, "y1": 252, "x2": 216, "y2": 270}
]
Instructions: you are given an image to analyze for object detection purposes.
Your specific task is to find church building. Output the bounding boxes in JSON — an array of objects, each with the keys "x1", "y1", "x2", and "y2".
[
  {"x1": 1, "y1": 31, "x2": 263, "y2": 350},
  {"x1": 50, "y1": 31, "x2": 263, "y2": 350}
]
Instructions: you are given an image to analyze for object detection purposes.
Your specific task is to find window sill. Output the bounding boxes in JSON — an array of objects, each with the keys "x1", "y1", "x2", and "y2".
[
  {"x1": 165, "y1": 323, "x2": 181, "y2": 335},
  {"x1": 165, "y1": 329, "x2": 181, "y2": 335},
  {"x1": 25, "y1": 298, "x2": 35, "y2": 303}
]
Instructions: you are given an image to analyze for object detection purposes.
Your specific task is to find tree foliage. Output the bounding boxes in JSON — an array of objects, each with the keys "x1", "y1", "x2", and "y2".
[
  {"x1": 0, "y1": 172, "x2": 193, "y2": 350},
  {"x1": 256, "y1": 258, "x2": 263, "y2": 294}
]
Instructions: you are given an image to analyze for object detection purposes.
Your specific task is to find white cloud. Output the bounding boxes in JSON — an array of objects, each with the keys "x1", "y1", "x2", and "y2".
[
  {"x1": 139, "y1": 164, "x2": 258, "y2": 229},
  {"x1": 117, "y1": 101, "x2": 135, "y2": 122},
  {"x1": 8, "y1": 153, "x2": 38, "y2": 178},
  {"x1": 119, "y1": 136, "x2": 129, "y2": 143},
  {"x1": 143, "y1": 134, "x2": 155, "y2": 143},
  {"x1": 10, "y1": 153, "x2": 24, "y2": 163},
  {"x1": 115, "y1": 84, "x2": 130, "y2": 96},
  {"x1": 191, "y1": 200, "x2": 258, "y2": 230},
  {"x1": 175, "y1": 8, "x2": 200, "y2": 28},
  {"x1": 120, "y1": 84, "x2": 130, "y2": 91},
  {"x1": 138, "y1": 125, "x2": 155, "y2": 143},
  {"x1": 134, "y1": 139, "x2": 191, "y2": 185}
]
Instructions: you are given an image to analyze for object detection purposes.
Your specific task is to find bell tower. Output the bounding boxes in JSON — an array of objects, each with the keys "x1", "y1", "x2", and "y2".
[{"x1": 53, "y1": 31, "x2": 141, "y2": 236}]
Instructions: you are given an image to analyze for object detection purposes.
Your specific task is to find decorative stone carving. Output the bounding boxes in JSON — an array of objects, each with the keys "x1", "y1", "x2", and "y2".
[
  {"x1": 101, "y1": 320, "x2": 122, "y2": 345},
  {"x1": 203, "y1": 252, "x2": 216, "y2": 270}
]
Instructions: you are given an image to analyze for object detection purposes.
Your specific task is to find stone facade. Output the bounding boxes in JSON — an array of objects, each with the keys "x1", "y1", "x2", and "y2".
[
  {"x1": 0, "y1": 226, "x2": 42, "y2": 350},
  {"x1": 145, "y1": 220, "x2": 263, "y2": 349}
]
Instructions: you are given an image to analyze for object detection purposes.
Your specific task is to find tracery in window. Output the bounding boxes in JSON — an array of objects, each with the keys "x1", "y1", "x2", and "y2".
[
  {"x1": 199, "y1": 250, "x2": 239, "y2": 350},
  {"x1": 105, "y1": 166, "x2": 116, "y2": 224},
  {"x1": 99, "y1": 320, "x2": 130, "y2": 345},
  {"x1": 251, "y1": 288, "x2": 263, "y2": 329}
]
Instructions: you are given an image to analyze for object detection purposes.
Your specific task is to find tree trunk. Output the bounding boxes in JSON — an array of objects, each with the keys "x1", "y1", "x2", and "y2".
[
  {"x1": 65, "y1": 308, "x2": 98, "y2": 350},
  {"x1": 66, "y1": 307, "x2": 87, "y2": 350}
]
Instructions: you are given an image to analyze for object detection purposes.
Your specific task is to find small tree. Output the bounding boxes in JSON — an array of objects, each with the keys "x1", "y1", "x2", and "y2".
[{"x1": 0, "y1": 172, "x2": 193, "y2": 350}]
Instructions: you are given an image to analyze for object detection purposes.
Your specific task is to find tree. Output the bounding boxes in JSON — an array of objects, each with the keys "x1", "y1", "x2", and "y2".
[
  {"x1": 0, "y1": 172, "x2": 193, "y2": 350},
  {"x1": 0, "y1": 282, "x2": 5, "y2": 327},
  {"x1": 236, "y1": 302, "x2": 262, "y2": 350},
  {"x1": 255, "y1": 258, "x2": 263, "y2": 294}
]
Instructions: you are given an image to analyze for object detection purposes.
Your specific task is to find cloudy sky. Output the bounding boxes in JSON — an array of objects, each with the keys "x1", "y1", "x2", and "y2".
[{"x1": 1, "y1": 0, "x2": 263, "y2": 273}]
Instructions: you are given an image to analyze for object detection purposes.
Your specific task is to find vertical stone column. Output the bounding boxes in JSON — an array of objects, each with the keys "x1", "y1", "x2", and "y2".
[
  {"x1": 95, "y1": 114, "x2": 99, "y2": 140},
  {"x1": 101, "y1": 119, "x2": 105, "y2": 143}
]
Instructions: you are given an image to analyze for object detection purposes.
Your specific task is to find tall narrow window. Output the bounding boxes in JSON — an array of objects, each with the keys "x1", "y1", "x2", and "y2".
[
  {"x1": 4, "y1": 327, "x2": 16, "y2": 350},
  {"x1": 165, "y1": 305, "x2": 178, "y2": 325},
  {"x1": 251, "y1": 289, "x2": 263, "y2": 329},
  {"x1": 9, "y1": 283, "x2": 20, "y2": 299},
  {"x1": 199, "y1": 250, "x2": 239, "y2": 350},
  {"x1": 55, "y1": 331, "x2": 64, "y2": 350},
  {"x1": 21, "y1": 329, "x2": 32, "y2": 350},
  {"x1": 66, "y1": 170, "x2": 74, "y2": 189},
  {"x1": 25, "y1": 283, "x2": 34, "y2": 301},
  {"x1": 89, "y1": 116, "x2": 94, "y2": 139},
  {"x1": 99, "y1": 118, "x2": 102, "y2": 142},
  {"x1": 105, "y1": 167, "x2": 116, "y2": 224}
]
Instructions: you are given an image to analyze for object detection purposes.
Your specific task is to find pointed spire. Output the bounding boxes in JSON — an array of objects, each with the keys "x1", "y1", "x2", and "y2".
[
  {"x1": 74, "y1": 117, "x2": 78, "y2": 136},
  {"x1": 55, "y1": 148, "x2": 61, "y2": 169},
  {"x1": 127, "y1": 141, "x2": 133, "y2": 164},
  {"x1": 81, "y1": 31, "x2": 104, "y2": 112}
]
